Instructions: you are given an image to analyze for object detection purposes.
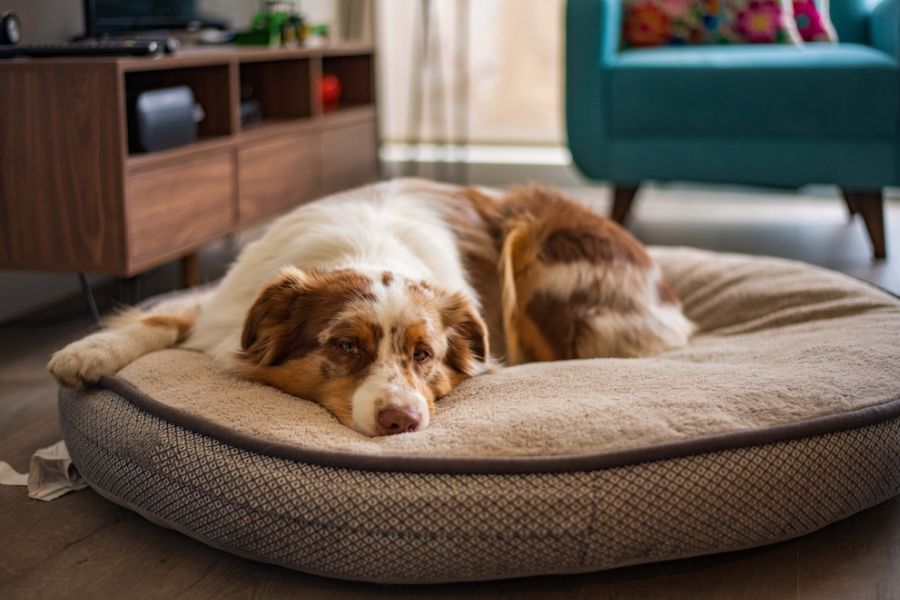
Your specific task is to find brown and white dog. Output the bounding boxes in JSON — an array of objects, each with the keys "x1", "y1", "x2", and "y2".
[{"x1": 49, "y1": 179, "x2": 694, "y2": 436}]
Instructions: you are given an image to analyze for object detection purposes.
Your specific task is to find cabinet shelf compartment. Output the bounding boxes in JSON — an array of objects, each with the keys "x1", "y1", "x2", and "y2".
[
  {"x1": 239, "y1": 59, "x2": 313, "y2": 130},
  {"x1": 321, "y1": 54, "x2": 374, "y2": 112}
]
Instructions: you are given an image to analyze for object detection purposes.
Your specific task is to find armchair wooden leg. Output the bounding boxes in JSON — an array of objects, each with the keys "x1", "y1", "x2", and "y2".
[
  {"x1": 611, "y1": 185, "x2": 639, "y2": 226},
  {"x1": 842, "y1": 189, "x2": 886, "y2": 260}
]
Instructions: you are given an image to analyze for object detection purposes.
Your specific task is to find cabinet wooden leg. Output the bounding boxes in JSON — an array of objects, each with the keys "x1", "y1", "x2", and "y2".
[
  {"x1": 181, "y1": 253, "x2": 200, "y2": 288},
  {"x1": 611, "y1": 185, "x2": 639, "y2": 226},
  {"x1": 842, "y1": 189, "x2": 886, "y2": 260}
]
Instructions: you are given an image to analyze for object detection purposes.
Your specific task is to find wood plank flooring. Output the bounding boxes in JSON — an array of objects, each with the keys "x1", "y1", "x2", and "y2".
[{"x1": 1, "y1": 186, "x2": 898, "y2": 599}]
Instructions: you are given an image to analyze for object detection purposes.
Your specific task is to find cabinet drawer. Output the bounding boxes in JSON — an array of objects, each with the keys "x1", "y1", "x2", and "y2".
[
  {"x1": 238, "y1": 133, "x2": 320, "y2": 224},
  {"x1": 320, "y1": 120, "x2": 378, "y2": 195},
  {"x1": 126, "y1": 152, "x2": 236, "y2": 265}
]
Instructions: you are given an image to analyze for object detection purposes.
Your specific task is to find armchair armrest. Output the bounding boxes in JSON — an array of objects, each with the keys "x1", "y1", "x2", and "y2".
[
  {"x1": 566, "y1": 0, "x2": 623, "y2": 67},
  {"x1": 871, "y1": 0, "x2": 900, "y2": 64},
  {"x1": 565, "y1": 0, "x2": 623, "y2": 179}
]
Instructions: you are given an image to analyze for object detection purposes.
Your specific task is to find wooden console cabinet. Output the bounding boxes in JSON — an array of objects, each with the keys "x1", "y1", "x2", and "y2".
[{"x1": 0, "y1": 44, "x2": 378, "y2": 282}]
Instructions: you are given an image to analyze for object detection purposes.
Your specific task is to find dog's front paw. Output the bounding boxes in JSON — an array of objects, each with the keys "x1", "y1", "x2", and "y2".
[{"x1": 48, "y1": 333, "x2": 124, "y2": 388}]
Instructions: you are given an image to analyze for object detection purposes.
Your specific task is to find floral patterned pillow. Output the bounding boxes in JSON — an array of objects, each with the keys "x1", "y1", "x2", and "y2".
[
  {"x1": 792, "y1": 0, "x2": 838, "y2": 42},
  {"x1": 717, "y1": 0, "x2": 802, "y2": 44},
  {"x1": 623, "y1": 0, "x2": 719, "y2": 48},
  {"x1": 622, "y1": 0, "x2": 804, "y2": 48}
]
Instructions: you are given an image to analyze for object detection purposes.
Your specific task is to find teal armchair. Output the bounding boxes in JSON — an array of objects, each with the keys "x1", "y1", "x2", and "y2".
[{"x1": 566, "y1": 0, "x2": 898, "y2": 258}]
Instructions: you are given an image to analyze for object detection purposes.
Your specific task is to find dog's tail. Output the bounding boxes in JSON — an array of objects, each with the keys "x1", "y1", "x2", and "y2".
[
  {"x1": 498, "y1": 215, "x2": 542, "y2": 365},
  {"x1": 48, "y1": 304, "x2": 200, "y2": 388}
]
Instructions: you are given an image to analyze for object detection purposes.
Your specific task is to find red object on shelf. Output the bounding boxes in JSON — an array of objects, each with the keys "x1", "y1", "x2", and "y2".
[{"x1": 321, "y1": 74, "x2": 342, "y2": 111}]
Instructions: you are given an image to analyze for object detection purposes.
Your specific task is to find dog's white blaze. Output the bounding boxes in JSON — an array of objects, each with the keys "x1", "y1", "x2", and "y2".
[
  {"x1": 372, "y1": 273, "x2": 414, "y2": 328},
  {"x1": 350, "y1": 278, "x2": 430, "y2": 435}
]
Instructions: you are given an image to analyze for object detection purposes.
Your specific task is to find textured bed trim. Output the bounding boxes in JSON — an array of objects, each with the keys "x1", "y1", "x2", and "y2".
[
  {"x1": 83, "y1": 478, "x2": 886, "y2": 585},
  {"x1": 85, "y1": 484, "x2": 369, "y2": 584},
  {"x1": 87, "y1": 375, "x2": 900, "y2": 475}
]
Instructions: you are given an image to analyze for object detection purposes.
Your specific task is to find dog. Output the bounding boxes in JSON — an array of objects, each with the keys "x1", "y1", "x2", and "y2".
[{"x1": 49, "y1": 179, "x2": 694, "y2": 436}]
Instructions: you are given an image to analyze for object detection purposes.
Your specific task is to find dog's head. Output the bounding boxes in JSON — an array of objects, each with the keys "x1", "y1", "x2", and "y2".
[{"x1": 237, "y1": 267, "x2": 489, "y2": 436}]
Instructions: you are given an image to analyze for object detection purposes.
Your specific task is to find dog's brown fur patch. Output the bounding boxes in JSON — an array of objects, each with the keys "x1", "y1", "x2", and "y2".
[
  {"x1": 240, "y1": 268, "x2": 374, "y2": 367},
  {"x1": 463, "y1": 184, "x2": 686, "y2": 364},
  {"x1": 499, "y1": 186, "x2": 653, "y2": 270},
  {"x1": 438, "y1": 291, "x2": 489, "y2": 377},
  {"x1": 525, "y1": 293, "x2": 577, "y2": 361}
]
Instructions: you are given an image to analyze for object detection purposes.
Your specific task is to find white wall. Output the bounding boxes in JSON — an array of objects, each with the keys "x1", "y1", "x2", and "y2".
[
  {"x1": 196, "y1": 0, "x2": 338, "y2": 30},
  {"x1": 1, "y1": 0, "x2": 83, "y2": 42}
]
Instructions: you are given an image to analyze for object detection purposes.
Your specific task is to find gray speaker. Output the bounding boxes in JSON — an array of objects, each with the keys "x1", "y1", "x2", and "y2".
[{"x1": 127, "y1": 86, "x2": 205, "y2": 153}]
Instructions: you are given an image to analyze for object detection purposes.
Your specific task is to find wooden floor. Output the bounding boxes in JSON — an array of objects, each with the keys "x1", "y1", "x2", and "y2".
[{"x1": 1, "y1": 185, "x2": 898, "y2": 599}]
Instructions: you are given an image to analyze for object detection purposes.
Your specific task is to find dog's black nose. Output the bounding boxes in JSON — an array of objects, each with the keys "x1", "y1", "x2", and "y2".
[{"x1": 377, "y1": 406, "x2": 420, "y2": 434}]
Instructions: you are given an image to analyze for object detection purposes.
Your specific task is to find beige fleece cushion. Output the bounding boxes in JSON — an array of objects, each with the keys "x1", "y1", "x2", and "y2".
[{"x1": 115, "y1": 247, "x2": 900, "y2": 459}]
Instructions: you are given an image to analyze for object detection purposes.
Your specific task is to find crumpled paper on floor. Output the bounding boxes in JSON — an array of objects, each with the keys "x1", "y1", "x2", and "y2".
[{"x1": 0, "y1": 440, "x2": 87, "y2": 501}]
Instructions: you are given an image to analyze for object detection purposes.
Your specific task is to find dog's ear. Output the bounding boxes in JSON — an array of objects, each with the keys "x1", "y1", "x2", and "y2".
[
  {"x1": 439, "y1": 291, "x2": 489, "y2": 376},
  {"x1": 240, "y1": 267, "x2": 316, "y2": 367}
]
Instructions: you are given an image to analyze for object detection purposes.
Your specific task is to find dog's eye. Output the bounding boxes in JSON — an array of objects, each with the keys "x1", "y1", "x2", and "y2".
[
  {"x1": 413, "y1": 348, "x2": 432, "y2": 362},
  {"x1": 337, "y1": 341, "x2": 359, "y2": 354}
]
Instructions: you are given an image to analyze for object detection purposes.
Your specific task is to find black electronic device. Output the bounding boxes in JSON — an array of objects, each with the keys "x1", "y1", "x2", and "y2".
[
  {"x1": 84, "y1": 0, "x2": 227, "y2": 37},
  {"x1": 0, "y1": 11, "x2": 170, "y2": 60},
  {"x1": 0, "y1": 10, "x2": 21, "y2": 57},
  {"x1": 16, "y1": 39, "x2": 164, "y2": 58},
  {"x1": 127, "y1": 86, "x2": 205, "y2": 154},
  {"x1": 1, "y1": 11, "x2": 21, "y2": 45}
]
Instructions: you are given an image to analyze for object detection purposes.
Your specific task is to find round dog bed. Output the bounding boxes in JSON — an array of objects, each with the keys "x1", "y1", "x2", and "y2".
[{"x1": 59, "y1": 247, "x2": 900, "y2": 584}]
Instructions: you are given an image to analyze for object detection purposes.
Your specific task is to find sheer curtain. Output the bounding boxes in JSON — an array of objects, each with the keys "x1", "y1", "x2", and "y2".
[{"x1": 376, "y1": 0, "x2": 564, "y2": 147}]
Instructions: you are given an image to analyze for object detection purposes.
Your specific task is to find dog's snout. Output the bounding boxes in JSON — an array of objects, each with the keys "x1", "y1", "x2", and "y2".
[{"x1": 377, "y1": 405, "x2": 420, "y2": 434}]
